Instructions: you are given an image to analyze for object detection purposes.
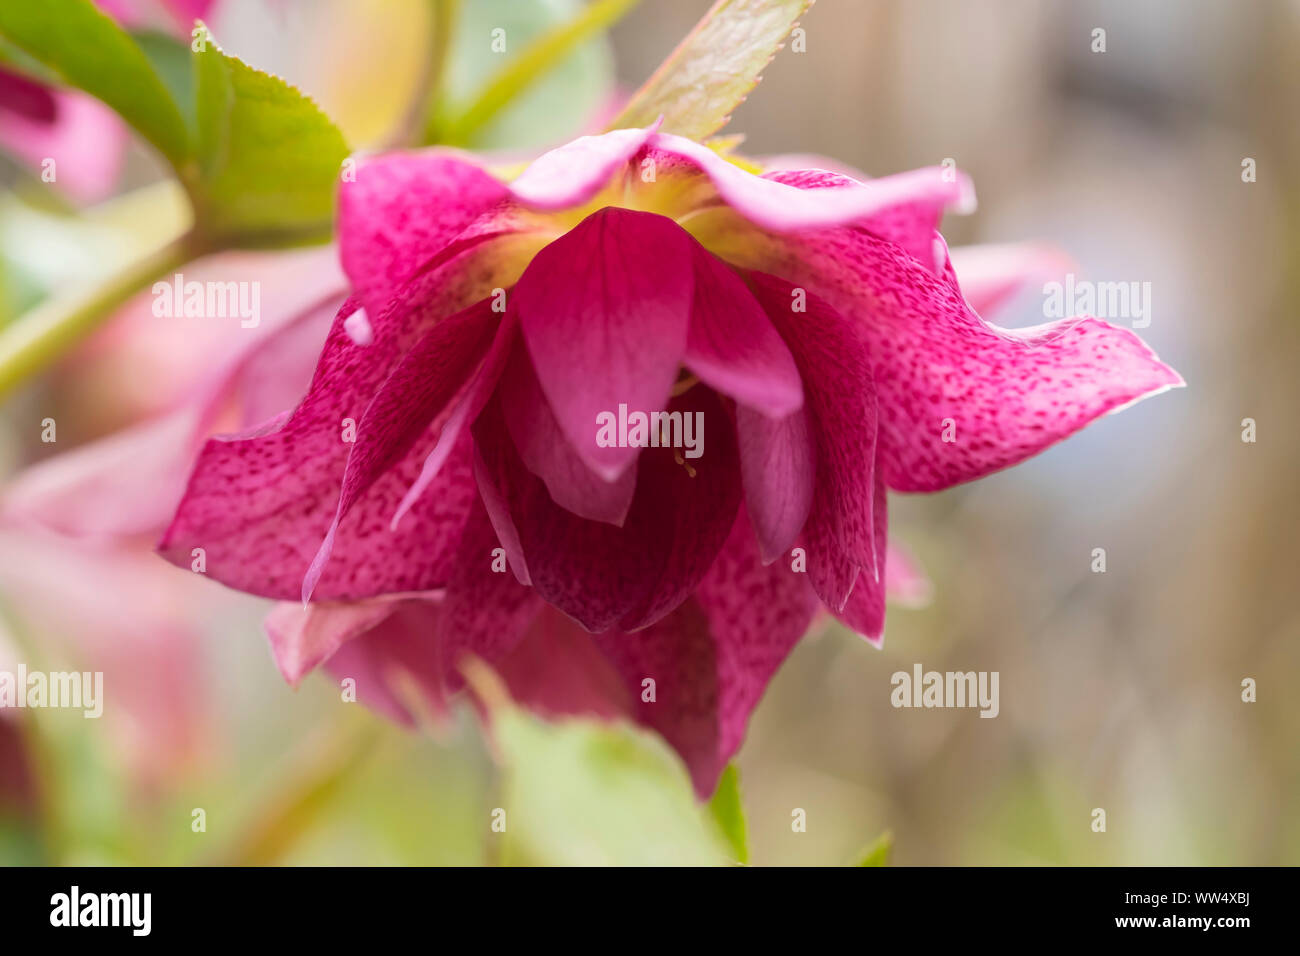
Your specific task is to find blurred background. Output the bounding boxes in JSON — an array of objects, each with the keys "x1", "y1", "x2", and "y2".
[{"x1": 1, "y1": 0, "x2": 1296, "y2": 865}]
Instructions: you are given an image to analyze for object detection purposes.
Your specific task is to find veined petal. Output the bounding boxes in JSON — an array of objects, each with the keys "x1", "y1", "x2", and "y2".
[
  {"x1": 515, "y1": 207, "x2": 696, "y2": 481},
  {"x1": 700, "y1": 227, "x2": 1183, "y2": 493},
  {"x1": 159, "y1": 295, "x2": 479, "y2": 599},
  {"x1": 829, "y1": 471, "x2": 888, "y2": 646}
]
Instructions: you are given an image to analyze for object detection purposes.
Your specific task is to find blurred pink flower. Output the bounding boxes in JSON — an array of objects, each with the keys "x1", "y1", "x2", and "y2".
[
  {"x1": 0, "y1": 1, "x2": 216, "y2": 204},
  {"x1": 156, "y1": 126, "x2": 1180, "y2": 794}
]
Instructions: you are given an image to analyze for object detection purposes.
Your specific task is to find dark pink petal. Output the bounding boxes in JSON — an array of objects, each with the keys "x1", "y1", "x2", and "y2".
[
  {"x1": 736, "y1": 230, "x2": 1184, "y2": 492},
  {"x1": 473, "y1": 385, "x2": 740, "y2": 633},
  {"x1": 684, "y1": 243, "x2": 802, "y2": 418},
  {"x1": 159, "y1": 297, "x2": 478, "y2": 599},
  {"x1": 734, "y1": 404, "x2": 814, "y2": 565},
  {"x1": 338, "y1": 151, "x2": 509, "y2": 320},
  {"x1": 497, "y1": 336, "x2": 637, "y2": 526},
  {"x1": 593, "y1": 509, "x2": 818, "y2": 796},
  {"x1": 749, "y1": 272, "x2": 879, "y2": 611},
  {"x1": 495, "y1": 608, "x2": 631, "y2": 721},
  {"x1": 302, "y1": 297, "x2": 500, "y2": 602},
  {"x1": 515, "y1": 207, "x2": 696, "y2": 481}
]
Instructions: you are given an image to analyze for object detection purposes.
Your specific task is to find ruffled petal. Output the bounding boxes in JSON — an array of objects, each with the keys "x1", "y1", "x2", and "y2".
[
  {"x1": 508, "y1": 124, "x2": 658, "y2": 209},
  {"x1": 700, "y1": 227, "x2": 1183, "y2": 493},
  {"x1": 651, "y1": 132, "x2": 973, "y2": 256}
]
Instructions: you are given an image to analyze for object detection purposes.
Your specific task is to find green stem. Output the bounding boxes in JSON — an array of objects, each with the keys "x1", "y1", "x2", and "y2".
[
  {"x1": 413, "y1": 0, "x2": 462, "y2": 146},
  {"x1": 0, "y1": 231, "x2": 199, "y2": 400}
]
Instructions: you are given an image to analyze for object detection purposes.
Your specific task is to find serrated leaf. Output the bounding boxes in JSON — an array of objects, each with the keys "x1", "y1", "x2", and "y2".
[
  {"x1": 608, "y1": 0, "x2": 813, "y2": 139},
  {"x1": 0, "y1": 0, "x2": 191, "y2": 166},
  {"x1": 707, "y1": 763, "x2": 750, "y2": 864},
  {"x1": 191, "y1": 24, "x2": 349, "y2": 246},
  {"x1": 854, "y1": 829, "x2": 894, "y2": 866}
]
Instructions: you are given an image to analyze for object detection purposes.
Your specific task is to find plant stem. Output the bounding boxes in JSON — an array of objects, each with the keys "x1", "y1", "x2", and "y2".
[{"x1": 0, "y1": 231, "x2": 199, "y2": 401}]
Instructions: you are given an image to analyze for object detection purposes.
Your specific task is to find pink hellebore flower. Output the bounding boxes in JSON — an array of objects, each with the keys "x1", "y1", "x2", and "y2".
[{"x1": 158, "y1": 125, "x2": 1181, "y2": 795}]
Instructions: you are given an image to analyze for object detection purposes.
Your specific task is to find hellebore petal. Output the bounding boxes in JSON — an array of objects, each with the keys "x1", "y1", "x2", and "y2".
[
  {"x1": 705, "y1": 227, "x2": 1183, "y2": 493},
  {"x1": 651, "y1": 131, "x2": 974, "y2": 253},
  {"x1": 160, "y1": 294, "x2": 482, "y2": 599},
  {"x1": 498, "y1": 336, "x2": 637, "y2": 526},
  {"x1": 269, "y1": 502, "x2": 542, "y2": 716},
  {"x1": 473, "y1": 386, "x2": 740, "y2": 633},
  {"x1": 684, "y1": 242, "x2": 802, "y2": 418},
  {"x1": 515, "y1": 207, "x2": 696, "y2": 481},
  {"x1": 593, "y1": 508, "x2": 818, "y2": 797},
  {"x1": 266, "y1": 594, "x2": 413, "y2": 687},
  {"x1": 508, "y1": 124, "x2": 659, "y2": 209},
  {"x1": 750, "y1": 272, "x2": 880, "y2": 611},
  {"x1": 302, "y1": 296, "x2": 500, "y2": 602},
  {"x1": 338, "y1": 151, "x2": 510, "y2": 320}
]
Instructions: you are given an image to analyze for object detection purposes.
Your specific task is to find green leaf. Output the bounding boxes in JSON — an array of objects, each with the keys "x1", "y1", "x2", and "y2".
[
  {"x1": 707, "y1": 763, "x2": 751, "y2": 863},
  {"x1": 191, "y1": 24, "x2": 350, "y2": 246},
  {"x1": 608, "y1": 0, "x2": 813, "y2": 139},
  {"x1": 854, "y1": 829, "x2": 894, "y2": 866},
  {"x1": 468, "y1": 664, "x2": 731, "y2": 866},
  {"x1": 437, "y1": 0, "x2": 639, "y2": 147},
  {"x1": 130, "y1": 30, "x2": 198, "y2": 139},
  {"x1": 436, "y1": 0, "x2": 619, "y2": 150},
  {"x1": 0, "y1": 0, "x2": 191, "y2": 166}
]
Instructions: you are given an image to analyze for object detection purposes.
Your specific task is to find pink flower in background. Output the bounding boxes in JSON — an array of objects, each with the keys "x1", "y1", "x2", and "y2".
[
  {"x1": 157, "y1": 125, "x2": 1180, "y2": 794},
  {"x1": 0, "y1": 0, "x2": 215, "y2": 204}
]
